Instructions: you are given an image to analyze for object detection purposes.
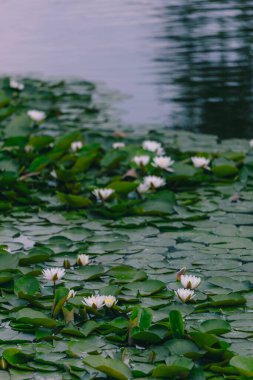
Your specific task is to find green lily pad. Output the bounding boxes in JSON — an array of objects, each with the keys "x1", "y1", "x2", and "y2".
[{"x1": 83, "y1": 355, "x2": 131, "y2": 380}]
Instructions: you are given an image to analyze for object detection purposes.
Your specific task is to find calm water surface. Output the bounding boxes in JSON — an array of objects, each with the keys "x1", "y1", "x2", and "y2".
[{"x1": 0, "y1": 0, "x2": 253, "y2": 138}]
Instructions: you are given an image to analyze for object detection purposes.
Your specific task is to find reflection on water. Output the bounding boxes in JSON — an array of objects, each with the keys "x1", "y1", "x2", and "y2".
[
  {"x1": 0, "y1": 0, "x2": 253, "y2": 137},
  {"x1": 154, "y1": 0, "x2": 253, "y2": 138},
  {"x1": 0, "y1": 0, "x2": 163, "y2": 125}
]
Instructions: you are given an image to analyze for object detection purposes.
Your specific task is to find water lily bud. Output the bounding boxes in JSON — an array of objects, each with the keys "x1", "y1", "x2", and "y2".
[
  {"x1": 104, "y1": 295, "x2": 117, "y2": 308},
  {"x1": 0, "y1": 357, "x2": 8, "y2": 370},
  {"x1": 77, "y1": 254, "x2": 89, "y2": 266},
  {"x1": 176, "y1": 267, "x2": 187, "y2": 281},
  {"x1": 63, "y1": 259, "x2": 71, "y2": 269},
  {"x1": 67, "y1": 289, "x2": 76, "y2": 300},
  {"x1": 92, "y1": 188, "x2": 115, "y2": 202}
]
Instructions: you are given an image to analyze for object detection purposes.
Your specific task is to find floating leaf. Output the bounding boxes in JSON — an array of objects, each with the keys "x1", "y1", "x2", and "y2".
[
  {"x1": 230, "y1": 355, "x2": 253, "y2": 377},
  {"x1": 212, "y1": 158, "x2": 239, "y2": 177},
  {"x1": 14, "y1": 276, "x2": 40, "y2": 297},
  {"x1": 83, "y1": 355, "x2": 131, "y2": 380},
  {"x1": 152, "y1": 357, "x2": 194, "y2": 378},
  {"x1": 5, "y1": 113, "x2": 32, "y2": 138},
  {"x1": 107, "y1": 265, "x2": 147, "y2": 283},
  {"x1": 200, "y1": 319, "x2": 231, "y2": 335},
  {"x1": 14, "y1": 308, "x2": 57, "y2": 328},
  {"x1": 57, "y1": 192, "x2": 92, "y2": 207},
  {"x1": 169, "y1": 310, "x2": 185, "y2": 338}
]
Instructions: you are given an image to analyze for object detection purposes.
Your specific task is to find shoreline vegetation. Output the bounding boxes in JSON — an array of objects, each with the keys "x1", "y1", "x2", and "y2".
[{"x1": 0, "y1": 77, "x2": 253, "y2": 379}]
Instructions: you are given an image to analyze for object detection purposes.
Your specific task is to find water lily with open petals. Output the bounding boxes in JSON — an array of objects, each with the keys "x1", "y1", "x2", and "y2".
[
  {"x1": 104, "y1": 295, "x2": 117, "y2": 308},
  {"x1": 142, "y1": 140, "x2": 164, "y2": 155},
  {"x1": 42, "y1": 268, "x2": 65, "y2": 282},
  {"x1": 152, "y1": 156, "x2": 174, "y2": 172},
  {"x1": 180, "y1": 274, "x2": 201, "y2": 289},
  {"x1": 191, "y1": 156, "x2": 210, "y2": 169},
  {"x1": 27, "y1": 110, "x2": 46, "y2": 122},
  {"x1": 132, "y1": 155, "x2": 150, "y2": 167},
  {"x1": 175, "y1": 288, "x2": 195, "y2": 303},
  {"x1": 82, "y1": 295, "x2": 105, "y2": 309},
  {"x1": 92, "y1": 188, "x2": 115, "y2": 201},
  {"x1": 143, "y1": 175, "x2": 165, "y2": 189}
]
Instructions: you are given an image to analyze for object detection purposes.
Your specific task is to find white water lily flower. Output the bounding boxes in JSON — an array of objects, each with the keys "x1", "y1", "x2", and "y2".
[
  {"x1": 142, "y1": 140, "x2": 164, "y2": 155},
  {"x1": 92, "y1": 188, "x2": 115, "y2": 201},
  {"x1": 137, "y1": 182, "x2": 150, "y2": 194},
  {"x1": 27, "y1": 110, "x2": 46, "y2": 122},
  {"x1": 113, "y1": 142, "x2": 125, "y2": 149},
  {"x1": 67, "y1": 289, "x2": 76, "y2": 300},
  {"x1": 191, "y1": 156, "x2": 210, "y2": 169},
  {"x1": 82, "y1": 295, "x2": 105, "y2": 309},
  {"x1": 132, "y1": 155, "x2": 150, "y2": 167},
  {"x1": 10, "y1": 79, "x2": 24, "y2": 91},
  {"x1": 42, "y1": 268, "x2": 65, "y2": 282},
  {"x1": 152, "y1": 156, "x2": 174, "y2": 172},
  {"x1": 249, "y1": 139, "x2": 253, "y2": 148},
  {"x1": 143, "y1": 175, "x2": 166, "y2": 189},
  {"x1": 175, "y1": 288, "x2": 195, "y2": 303},
  {"x1": 104, "y1": 295, "x2": 117, "y2": 308},
  {"x1": 77, "y1": 254, "x2": 89, "y2": 266},
  {"x1": 180, "y1": 275, "x2": 201, "y2": 289},
  {"x1": 71, "y1": 141, "x2": 83, "y2": 152}
]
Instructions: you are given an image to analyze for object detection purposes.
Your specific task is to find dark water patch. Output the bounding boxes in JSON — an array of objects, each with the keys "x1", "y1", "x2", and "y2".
[
  {"x1": 1, "y1": 0, "x2": 253, "y2": 137},
  {"x1": 154, "y1": 0, "x2": 253, "y2": 138}
]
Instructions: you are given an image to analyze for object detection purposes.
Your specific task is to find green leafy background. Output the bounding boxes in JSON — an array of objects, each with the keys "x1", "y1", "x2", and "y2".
[{"x1": 0, "y1": 77, "x2": 253, "y2": 379}]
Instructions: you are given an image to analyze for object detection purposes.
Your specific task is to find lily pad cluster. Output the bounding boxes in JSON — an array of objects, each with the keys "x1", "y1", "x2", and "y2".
[{"x1": 0, "y1": 77, "x2": 253, "y2": 379}]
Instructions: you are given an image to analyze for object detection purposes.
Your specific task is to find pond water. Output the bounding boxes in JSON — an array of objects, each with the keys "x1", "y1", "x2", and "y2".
[{"x1": 0, "y1": 0, "x2": 253, "y2": 138}]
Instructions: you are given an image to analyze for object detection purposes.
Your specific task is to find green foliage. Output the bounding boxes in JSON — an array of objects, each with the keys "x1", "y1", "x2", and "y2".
[
  {"x1": 169, "y1": 310, "x2": 185, "y2": 338},
  {"x1": 14, "y1": 275, "x2": 40, "y2": 297},
  {"x1": 83, "y1": 355, "x2": 131, "y2": 380},
  {"x1": 4, "y1": 113, "x2": 32, "y2": 138},
  {"x1": 0, "y1": 76, "x2": 252, "y2": 379},
  {"x1": 230, "y1": 356, "x2": 253, "y2": 377},
  {"x1": 53, "y1": 287, "x2": 69, "y2": 317},
  {"x1": 152, "y1": 357, "x2": 194, "y2": 378}
]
